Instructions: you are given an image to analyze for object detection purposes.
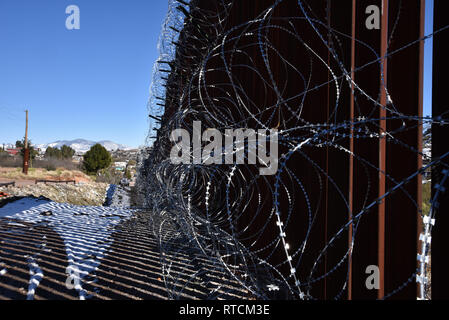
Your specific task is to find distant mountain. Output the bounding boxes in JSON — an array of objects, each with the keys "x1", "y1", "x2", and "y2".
[{"x1": 36, "y1": 139, "x2": 133, "y2": 154}]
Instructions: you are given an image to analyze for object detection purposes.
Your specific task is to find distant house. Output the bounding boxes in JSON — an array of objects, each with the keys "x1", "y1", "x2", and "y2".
[
  {"x1": 114, "y1": 161, "x2": 128, "y2": 171},
  {"x1": 6, "y1": 148, "x2": 21, "y2": 156},
  {"x1": 73, "y1": 155, "x2": 83, "y2": 163}
]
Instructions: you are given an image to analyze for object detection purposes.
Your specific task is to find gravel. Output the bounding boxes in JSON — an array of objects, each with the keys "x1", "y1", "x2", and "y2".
[{"x1": 0, "y1": 182, "x2": 110, "y2": 206}]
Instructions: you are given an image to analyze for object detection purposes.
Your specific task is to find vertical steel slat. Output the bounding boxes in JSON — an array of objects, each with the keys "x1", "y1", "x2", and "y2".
[
  {"x1": 431, "y1": 0, "x2": 449, "y2": 300},
  {"x1": 378, "y1": 0, "x2": 389, "y2": 300}
]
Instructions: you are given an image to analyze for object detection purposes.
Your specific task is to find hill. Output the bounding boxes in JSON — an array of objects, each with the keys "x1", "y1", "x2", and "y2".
[{"x1": 36, "y1": 139, "x2": 133, "y2": 154}]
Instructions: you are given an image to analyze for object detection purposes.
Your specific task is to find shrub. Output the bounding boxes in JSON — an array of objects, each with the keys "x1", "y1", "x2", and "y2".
[
  {"x1": 0, "y1": 148, "x2": 8, "y2": 157},
  {"x1": 96, "y1": 167, "x2": 122, "y2": 184},
  {"x1": 83, "y1": 144, "x2": 112, "y2": 174},
  {"x1": 125, "y1": 168, "x2": 132, "y2": 180},
  {"x1": 0, "y1": 156, "x2": 22, "y2": 168},
  {"x1": 33, "y1": 158, "x2": 80, "y2": 171}
]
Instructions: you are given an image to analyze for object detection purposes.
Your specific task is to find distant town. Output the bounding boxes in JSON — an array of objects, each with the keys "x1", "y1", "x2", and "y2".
[
  {"x1": 0, "y1": 139, "x2": 141, "y2": 191},
  {"x1": 2, "y1": 138, "x2": 138, "y2": 163}
]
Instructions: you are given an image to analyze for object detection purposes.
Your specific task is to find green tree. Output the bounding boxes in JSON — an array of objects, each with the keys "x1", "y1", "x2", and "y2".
[
  {"x1": 45, "y1": 146, "x2": 62, "y2": 159},
  {"x1": 61, "y1": 145, "x2": 75, "y2": 159},
  {"x1": 45, "y1": 145, "x2": 75, "y2": 159},
  {"x1": 18, "y1": 139, "x2": 38, "y2": 161},
  {"x1": 83, "y1": 144, "x2": 112, "y2": 174}
]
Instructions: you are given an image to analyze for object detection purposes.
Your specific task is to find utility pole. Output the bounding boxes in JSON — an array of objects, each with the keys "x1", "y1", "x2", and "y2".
[{"x1": 22, "y1": 110, "x2": 29, "y2": 175}]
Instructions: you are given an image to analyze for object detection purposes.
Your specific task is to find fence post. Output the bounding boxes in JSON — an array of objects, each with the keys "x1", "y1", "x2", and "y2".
[{"x1": 348, "y1": 0, "x2": 423, "y2": 299}]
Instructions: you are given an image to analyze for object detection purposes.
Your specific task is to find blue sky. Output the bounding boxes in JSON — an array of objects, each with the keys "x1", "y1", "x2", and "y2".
[
  {"x1": 0, "y1": 0, "x2": 168, "y2": 148},
  {"x1": 0, "y1": 1, "x2": 434, "y2": 148},
  {"x1": 424, "y1": 0, "x2": 433, "y2": 118}
]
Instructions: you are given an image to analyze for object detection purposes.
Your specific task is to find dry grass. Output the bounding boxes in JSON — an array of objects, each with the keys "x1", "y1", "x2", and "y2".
[{"x1": 0, "y1": 167, "x2": 92, "y2": 183}]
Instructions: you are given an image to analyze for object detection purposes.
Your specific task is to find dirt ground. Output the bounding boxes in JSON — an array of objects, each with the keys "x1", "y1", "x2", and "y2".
[
  {"x1": 0, "y1": 167, "x2": 101, "y2": 205},
  {"x1": 0, "y1": 179, "x2": 35, "y2": 188}
]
